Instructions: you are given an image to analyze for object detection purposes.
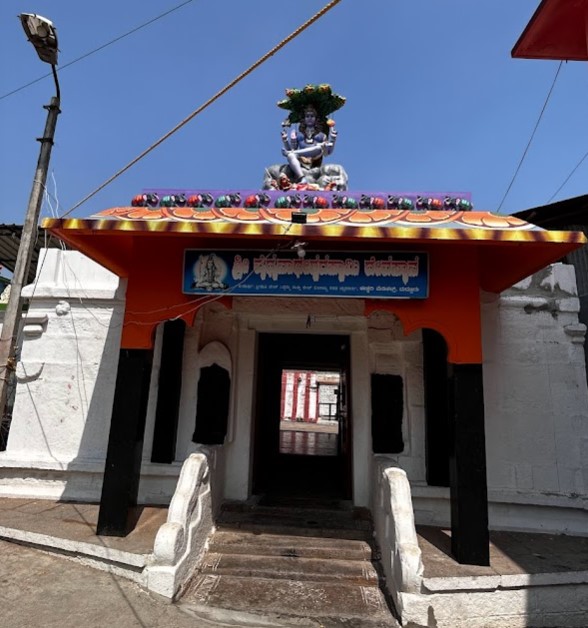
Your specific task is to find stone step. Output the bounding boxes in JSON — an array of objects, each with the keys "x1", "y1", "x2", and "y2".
[
  {"x1": 210, "y1": 529, "x2": 373, "y2": 558},
  {"x1": 216, "y1": 520, "x2": 371, "y2": 542},
  {"x1": 210, "y1": 540, "x2": 371, "y2": 562},
  {"x1": 222, "y1": 498, "x2": 359, "y2": 515},
  {"x1": 217, "y1": 507, "x2": 372, "y2": 540},
  {"x1": 200, "y1": 552, "x2": 379, "y2": 585},
  {"x1": 256, "y1": 496, "x2": 355, "y2": 511},
  {"x1": 181, "y1": 500, "x2": 398, "y2": 625},
  {"x1": 216, "y1": 503, "x2": 374, "y2": 545},
  {"x1": 180, "y1": 574, "x2": 399, "y2": 627},
  {"x1": 219, "y1": 503, "x2": 370, "y2": 527}
]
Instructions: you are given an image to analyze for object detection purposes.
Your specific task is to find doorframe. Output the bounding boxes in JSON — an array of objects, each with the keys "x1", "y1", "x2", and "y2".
[
  {"x1": 221, "y1": 317, "x2": 372, "y2": 507},
  {"x1": 252, "y1": 332, "x2": 353, "y2": 500},
  {"x1": 349, "y1": 330, "x2": 371, "y2": 507}
]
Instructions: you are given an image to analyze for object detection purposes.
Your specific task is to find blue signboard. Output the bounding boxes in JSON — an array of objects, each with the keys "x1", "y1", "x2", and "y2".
[{"x1": 183, "y1": 250, "x2": 428, "y2": 299}]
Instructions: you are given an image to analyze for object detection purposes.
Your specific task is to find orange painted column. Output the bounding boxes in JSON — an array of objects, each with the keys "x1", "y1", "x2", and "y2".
[{"x1": 365, "y1": 245, "x2": 483, "y2": 364}]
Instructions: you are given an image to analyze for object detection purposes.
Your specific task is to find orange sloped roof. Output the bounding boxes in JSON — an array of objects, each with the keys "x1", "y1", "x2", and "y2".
[{"x1": 42, "y1": 208, "x2": 585, "y2": 294}]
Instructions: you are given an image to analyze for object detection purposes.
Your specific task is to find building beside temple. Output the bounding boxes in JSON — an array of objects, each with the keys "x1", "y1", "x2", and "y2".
[{"x1": 0, "y1": 83, "x2": 587, "y2": 625}]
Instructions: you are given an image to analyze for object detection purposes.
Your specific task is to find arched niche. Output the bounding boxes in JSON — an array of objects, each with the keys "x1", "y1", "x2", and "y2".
[
  {"x1": 192, "y1": 341, "x2": 233, "y2": 446},
  {"x1": 198, "y1": 340, "x2": 232, "y2": 373}
]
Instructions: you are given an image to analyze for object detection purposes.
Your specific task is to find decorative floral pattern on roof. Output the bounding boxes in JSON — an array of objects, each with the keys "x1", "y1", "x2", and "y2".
[
  {"x1": 88, "y1": 189, "x2": 540, "y2": 233},
  {"x1": 90, "y1": 205, "x2": 534, "y2": 230}
]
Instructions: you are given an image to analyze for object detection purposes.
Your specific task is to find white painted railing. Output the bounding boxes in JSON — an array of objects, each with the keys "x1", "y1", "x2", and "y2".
[
  {"x1": 372, "y1": 455, "x2": 423, "y2": 616},
  {"x1": 145, "y1": 445, "x2": 224, "y2": 599}
]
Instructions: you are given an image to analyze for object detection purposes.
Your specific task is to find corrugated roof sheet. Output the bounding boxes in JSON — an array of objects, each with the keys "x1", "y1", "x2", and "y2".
[
  {"x1": 0, "y1": 224, "x2": 64, "y2": 284},
  {"x1": 514, "y1": 195, "x2": 588, "y2": 229}
]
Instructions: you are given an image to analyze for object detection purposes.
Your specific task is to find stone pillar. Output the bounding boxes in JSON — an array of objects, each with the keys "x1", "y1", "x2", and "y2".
[{"x1": 448, "y1": 363, "x2": 489, "y2": 565}]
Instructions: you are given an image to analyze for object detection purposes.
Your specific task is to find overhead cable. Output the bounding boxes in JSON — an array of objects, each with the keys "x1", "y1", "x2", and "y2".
[
  {"x1": 547, "y1": 149, "x2": 588, "y2": 203},
  {"x1": 0, "y1": 0, "x2": 197, "y2": 102},
  {"x1": 496, "y1": 61, "x2": 563, "y2": 213}
]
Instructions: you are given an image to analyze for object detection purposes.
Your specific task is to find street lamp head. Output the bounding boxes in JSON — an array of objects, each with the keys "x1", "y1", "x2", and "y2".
[{"x1": 19, "y1": 13, "x2": 58, "y2": 66}]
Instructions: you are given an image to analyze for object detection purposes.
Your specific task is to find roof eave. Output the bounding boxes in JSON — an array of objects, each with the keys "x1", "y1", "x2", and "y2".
[{"x1": 512, "y1": 0, "x2": 588, "y2": 61}]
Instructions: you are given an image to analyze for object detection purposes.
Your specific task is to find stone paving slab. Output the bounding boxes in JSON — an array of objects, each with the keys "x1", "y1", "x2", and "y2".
[
  {"x1": 0, "y1": 497, "x2": 167, "y2": 555},
  {"x1": 182, "y1": 574, "x2": 398, "y2": 626}
]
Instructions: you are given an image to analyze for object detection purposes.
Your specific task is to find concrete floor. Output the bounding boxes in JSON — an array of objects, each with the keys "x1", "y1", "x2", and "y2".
[
  {"x1": 279, "y1": 430, "x2": 339, "y2": 456},
  {"x1": 417, "y1": 524, "x2": 588, "y2": 579},
  {"x1": 0, "y1": 538, "x2": 202, "y2": 628},
  {"x1": 0, "y1": 497, "x2": 167, "y2": 555},
  {"x1": 1, "y1": 497, "x2": 587, "y2": 582}
]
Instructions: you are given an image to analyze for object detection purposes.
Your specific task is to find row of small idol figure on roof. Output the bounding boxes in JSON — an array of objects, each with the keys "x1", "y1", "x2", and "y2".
[{"x1": 131, "y1": 192, "x2": 474, "y2": 212}]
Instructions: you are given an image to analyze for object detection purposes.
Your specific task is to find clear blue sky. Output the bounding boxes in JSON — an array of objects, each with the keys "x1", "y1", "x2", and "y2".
[{"x1": 1, "y1": 0, "x2": 586, "y2": 224}]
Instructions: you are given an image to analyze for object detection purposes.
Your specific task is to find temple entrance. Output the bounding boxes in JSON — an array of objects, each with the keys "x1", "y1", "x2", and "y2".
[{"x1": 252, "y1": 333, "x2": 352, "y2": 500}]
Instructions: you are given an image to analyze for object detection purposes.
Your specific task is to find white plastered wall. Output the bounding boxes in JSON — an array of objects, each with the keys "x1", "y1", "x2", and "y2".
[
  {"x1": 481, "y1": 262, "x2": 588, "y2": 533},
  {"x1": 404, "y1": 263, "x2": 588, "y2": 534},
  {"x1": 0, "y1": 248, "x2": 125, "y2": 500}
]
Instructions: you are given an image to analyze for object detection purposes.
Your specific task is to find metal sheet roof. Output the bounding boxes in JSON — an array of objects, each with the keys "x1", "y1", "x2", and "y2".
[
  {"x1": 0, "y1": 224, "x2": 65, "y2": 284},
  {"x1": 514, "y1": 194, "x2": 588, "y2": 229}
]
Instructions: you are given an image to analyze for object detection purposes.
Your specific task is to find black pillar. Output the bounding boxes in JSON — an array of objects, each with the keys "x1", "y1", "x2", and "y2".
[
  {"x1": 448, "y1": 363, "x2": 490, "y2": 565},
  {"x1": 97, "y1": 348, "x2": 153, "y2": 536},
  {"x1": 422, "y1": 329, "x2": 450, "y2": 487},
  {"x1": 151, "y1": 320, "x2": 185, "y2": 463},
  {"x1": 371, "y1": 373, "x2": 404, "y2": 454}
]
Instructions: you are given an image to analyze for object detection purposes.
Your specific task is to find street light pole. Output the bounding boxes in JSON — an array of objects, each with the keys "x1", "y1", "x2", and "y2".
[{"x1": 0, "y1": 15, "x2": 60, "y2": 423}]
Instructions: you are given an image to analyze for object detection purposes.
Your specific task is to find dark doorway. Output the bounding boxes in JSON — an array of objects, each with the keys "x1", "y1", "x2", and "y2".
[{"x1": 253, "y1": 333, "x2": 351, "y2": 500}]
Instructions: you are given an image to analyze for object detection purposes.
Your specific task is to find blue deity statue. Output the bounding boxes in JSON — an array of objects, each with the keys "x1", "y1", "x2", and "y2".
[
  {"x1": 281, "y1": 104, "x2": 338, "y2": 183},
  {"x1": 263, "y1": 84, "x2": 349, "y2": 191}
]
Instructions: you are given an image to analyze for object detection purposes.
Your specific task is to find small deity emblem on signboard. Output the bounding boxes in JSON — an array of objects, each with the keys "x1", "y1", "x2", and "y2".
[
  {"x1": 192, "y1": 253, "x2": 228, "y2": 291},
  {"x1": 263, "y1": 84, "x2": 349, "y2": 191}
]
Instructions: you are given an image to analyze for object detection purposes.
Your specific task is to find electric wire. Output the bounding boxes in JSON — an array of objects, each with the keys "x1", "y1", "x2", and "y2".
[
  {"x1": 496, "y1": 61, "x2": 563, "y2": 214},
  {"x1": 547, "y1": 149, "x2": 588, "y2": 203},
  {"x1": 0, "y1": 0, "x2": 197, "y2": 102},
  {"x1": 60, "y1": 0, "x2": 343, "y2": 219}
]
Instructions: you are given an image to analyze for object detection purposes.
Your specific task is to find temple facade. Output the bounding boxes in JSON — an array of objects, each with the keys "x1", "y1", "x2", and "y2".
[
  {"x1": 0, "y1": 83, "x2": 587, "y2": 622},
  {"x1": 0, "y1": 197, "x2": 585, "y2": 544}
]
